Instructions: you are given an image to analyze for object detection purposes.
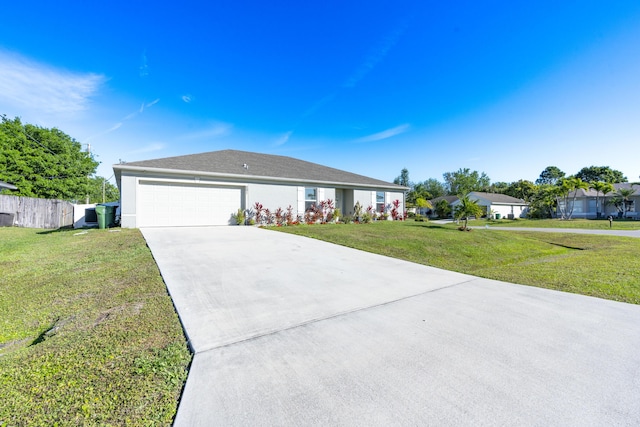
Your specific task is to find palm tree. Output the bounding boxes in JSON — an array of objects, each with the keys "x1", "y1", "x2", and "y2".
[
  {"x1": 615, "y1": 187, "x2": 636, "y2": 218},
  {"x1": 454, "y1": 195, "x2": 484, "y2": 231},
  {"x1": 558, "y1": 177, "x2": 589, "y2": 220},
  {"x1": 590, "y1": 181, "x2": 614, "y2": 218}
]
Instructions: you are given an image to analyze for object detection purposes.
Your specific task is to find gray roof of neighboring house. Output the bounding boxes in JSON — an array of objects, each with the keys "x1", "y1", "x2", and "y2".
[
  {"x1": 469, "y1": 192, "x2": 527, "y2": 204},
  {"x1": 429, "y1": 195, "x2": 459, "y2": 205},
  {"x1": 429, "y1": 193, "x2": 527, "y2": 205},
  {"x1": 114, "y1": 149, "x2": 406, "y2": 190},
  {"x1": 571, "y1": 183, "x2": 639, "y2": 197},
  {"x1": 0, "y1": 180, "x2": 18, "y2": 190}
]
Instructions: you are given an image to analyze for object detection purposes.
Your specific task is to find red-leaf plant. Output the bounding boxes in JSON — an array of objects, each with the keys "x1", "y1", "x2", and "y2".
[
  {"x1": 253, "y1": 202, "x2": 263, "y2": 225},
  {"x1": 274, "y1": 207, "x2": 284, "y2": 226},
  {"x1": 285, "y1": 205, "x2": 295, "y2": 225},
  {"x1": 391, "y1": 199, "x2": 401, "y2": 220}
]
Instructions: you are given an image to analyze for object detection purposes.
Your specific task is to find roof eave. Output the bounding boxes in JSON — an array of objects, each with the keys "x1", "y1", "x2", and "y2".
[{"x1": 112, "y1": 164, "x2": 408, "y2": 191}]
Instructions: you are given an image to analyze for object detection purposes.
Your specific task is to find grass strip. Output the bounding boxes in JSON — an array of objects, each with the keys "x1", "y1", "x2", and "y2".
[
  {"x1": 274, "y1": 221, "x2": 640, "y2": 304},
  {"x1": 0, "y1": 227, "x2": 191, "y2": 426},
  {"x1": 462, "y1": 218, "x2": 640, "y2": 229}
]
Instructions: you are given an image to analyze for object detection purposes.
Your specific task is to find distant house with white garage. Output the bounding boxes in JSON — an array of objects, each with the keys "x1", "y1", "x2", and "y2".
[
  {"x1": 114, "y1": 150, "x2": 407, "y2": 228},
  {"x1": 429, "y1": 192, "x2": 528, "y2": 219}
]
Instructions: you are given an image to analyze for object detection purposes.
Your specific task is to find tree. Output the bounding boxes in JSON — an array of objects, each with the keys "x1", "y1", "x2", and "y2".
[
  {"x1": 393, "y1": 168, "x2": 410, "y2": 187},
  {"x1": 0, "y1": 116, "x2": 99, "y2": 201},
  {"x1": 536, "y1": 166, "x2": 565, "y2": 186},
  {"x1": 415, "y1": 197, "x2": 432, "y2": 215},
  {"x1": 557, "y1": 177, "x2": 588, "y2": 220},
  {"x1": 443, "y1": 168, "x2": 490, "y2": 195},
  {"x1": 589, "y1": 181, "x2": 614, "y2": 218},
  {"x1": 86, "y1": 177, "x2": 120, "y2": 204},
  {"x1": 454, "y1": 195, "x2": 484, "y2": 230},
  {"x1": 407, "y1": 178, "x2": 446, "y2": 206},
  {"x1": 528, "y1": 184, "x2": 560, "y2": 218},
  {"x1": 422, "y1": 178, "x2": 446, "y2": 199},
  {"x1": 613, "y1": 187, "x2": 636, "y2": 218},
  {"x1": 434, "y1": 198, "x2": 452, "y2": 218},
  {"x1": 575, "y1": 166, "x2": 626, "y2": 184},
  {"x1": 504, "y1": 180, "x2": 537, "y2": 202},
  {"x1": 486, "y1": 181, "x2": 509, "y2": 193}
]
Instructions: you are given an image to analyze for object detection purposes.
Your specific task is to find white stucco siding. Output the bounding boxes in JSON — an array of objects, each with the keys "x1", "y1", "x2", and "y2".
[
  {"x1": 492, "y1": 204, "x2": 528, "y2": 219},
  {"x1": 387, "y1": 191, "x2": 405, "y2": 218},
  {"x1": 119, "y1": 173, "x2": 139, "y2": 228},
  {"x1": 248, "y1": 183, "x2": 298, "y2": 214},
  {"x1": 353, "y1": 190, "x2": 375, "y2": 210},
  {"x1": 247, "y1": 184, "x2": 337, "y2": 217}
]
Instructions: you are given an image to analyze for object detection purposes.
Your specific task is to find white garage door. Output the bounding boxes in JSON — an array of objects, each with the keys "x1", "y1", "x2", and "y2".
[{"x1": 137, "y1": 181, "x2": 242, "y2": 227}]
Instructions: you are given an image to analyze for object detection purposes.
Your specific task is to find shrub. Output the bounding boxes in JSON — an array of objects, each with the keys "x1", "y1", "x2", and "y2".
[{"x1": 234, "y1": 208, "x2": 245, "y2": 225}]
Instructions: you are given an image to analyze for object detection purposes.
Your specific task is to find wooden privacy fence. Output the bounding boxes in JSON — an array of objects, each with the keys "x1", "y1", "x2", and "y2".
[{"x1": 0, "y1": 195, "x2": 74, "y2": 229}]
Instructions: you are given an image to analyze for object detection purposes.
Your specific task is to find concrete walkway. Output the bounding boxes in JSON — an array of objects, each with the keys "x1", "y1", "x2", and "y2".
[{"x1": 141, "y1": 227, "x2": 640, "y2": 426}]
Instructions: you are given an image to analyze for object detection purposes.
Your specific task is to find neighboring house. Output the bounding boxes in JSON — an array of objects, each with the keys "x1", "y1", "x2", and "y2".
[
  {"x1": 428, "y1": 192, "x2": 528, "y2": 219},
  {"x1": 559, "y1": 183, "x2": 639, "y2": 219},
  {"x1": 423, "y1": 195, "x2": 458, "y2": 217},
  {"x1": 113, "y1": 149, "x2": 407, "y2": 228}
]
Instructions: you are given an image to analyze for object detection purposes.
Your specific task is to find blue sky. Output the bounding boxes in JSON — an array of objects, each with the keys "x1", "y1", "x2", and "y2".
[{"x1": 1, "y1": 1, "x2": 639, "y2": 186}]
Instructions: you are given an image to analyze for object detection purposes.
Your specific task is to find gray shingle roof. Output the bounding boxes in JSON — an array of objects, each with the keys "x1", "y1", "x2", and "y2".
[
  {"x1": 572, "y1": 183, "x2": 639, "y2": 197},
  {"x1": 115, "y1": 150, "x2": 405, "y2": 189},
  {"x1": 470, "y1": 192, "x2": 527, "y2": 204}
]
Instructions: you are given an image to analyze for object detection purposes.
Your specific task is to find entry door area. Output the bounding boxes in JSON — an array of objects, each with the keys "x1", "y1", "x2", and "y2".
[{"x1": 137, "y1": 181, "x2": 242, "y2": 227}]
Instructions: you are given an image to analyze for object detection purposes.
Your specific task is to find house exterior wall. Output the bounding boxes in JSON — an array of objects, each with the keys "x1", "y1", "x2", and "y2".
[
  {"x1": 559, "y1": 196, "x2": 639, "y2": 219},
  {"x1": 491, "y1": 204, "x2": 527, "y2": 219},
  {"x1": 118, "y1": 169, "x2": 404, "y2": 228},
  {"x1": 246, "y1": 183, "x2": 298, "y2": 213}
]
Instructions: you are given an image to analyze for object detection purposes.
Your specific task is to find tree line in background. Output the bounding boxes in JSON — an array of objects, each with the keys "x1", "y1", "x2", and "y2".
[
  {"x1": 0, "y1": 116, "x2": 119, "y2": 203},
  {"x1": 394, "y1": 164, "x2": 636, "y2": 219}
]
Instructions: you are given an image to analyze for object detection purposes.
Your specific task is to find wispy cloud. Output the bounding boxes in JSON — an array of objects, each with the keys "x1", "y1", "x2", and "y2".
[
  {"x1": 0, "y1": 49, "x2": 105, "y2": 116},
  {"x1": 302, "y1": 93, "x2": 337, "y2": 117},
  {"x1": 273, "y1": 131, "x2": 293, "y2": 146},
  {"x1": 343, "y1": 24, "x2": 407, "y2": 88},
  {"x1": 128, "y1": 142, "x2": 166, "y2": 154},
  {"x1": 139, "y1": 50, "x2": 149, "y2": 78},
  {"x1": 88, "y1": 98, "x2": 160, "y2": 141},
  {"x1": 181, "y1": 122, "x2": 233, "y2": 140},
  {"x1": 301, "y1": 23, "x2": 406, "y2": 119},
  {"x1": 355, "y1": 123, "x2": 410, "y2": 143},
  {"x1": 182, "y1": 94, "x2": 192, "y2": 103},
  {"x1": 107, "y1": 122, "x2": 123, "y2": 132}
]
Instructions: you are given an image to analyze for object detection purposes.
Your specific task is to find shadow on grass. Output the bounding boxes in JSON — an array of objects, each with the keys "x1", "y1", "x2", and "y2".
[
  {"x1": 404, "y1": 222, "x2": 455, "y2": 230},
  {"x1": 36, "y1": 226, "x2": 75, "y2": 235}
]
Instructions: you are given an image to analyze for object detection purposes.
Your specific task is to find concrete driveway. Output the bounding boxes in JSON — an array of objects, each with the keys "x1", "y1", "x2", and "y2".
[{"x1": 141, "y1": 226, "x2": 640, "y2": 426}]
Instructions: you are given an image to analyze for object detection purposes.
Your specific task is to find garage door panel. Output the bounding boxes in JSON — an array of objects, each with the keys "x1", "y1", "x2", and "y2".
[{"x1": 138, "y1": 181, "x2": 241, "y2": 227}]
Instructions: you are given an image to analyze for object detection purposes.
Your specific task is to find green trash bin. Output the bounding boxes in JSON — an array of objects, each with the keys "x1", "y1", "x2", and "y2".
[
  {"x1": 495, "y1": 213, "x2": 501, "y2": 220},
  {"x1": 103, "y1": 206, "x2": 117, "y2": 227},
  {"x1": 95, "y1": 205, "x2": 106, "y2": 229}
]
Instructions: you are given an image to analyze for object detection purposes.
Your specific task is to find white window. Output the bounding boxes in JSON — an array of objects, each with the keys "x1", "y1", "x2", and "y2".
[
  {"x1": 376, "y1": 191, "x2": 385, "y2": 213},
  {"x1": 305, "y1": 188, "x2": 317, "y2": 211}
]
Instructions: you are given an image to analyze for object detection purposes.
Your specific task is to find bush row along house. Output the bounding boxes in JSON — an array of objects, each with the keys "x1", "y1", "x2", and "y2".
[{"x1": 114, "y1": 150, "x2": 408, "y2": 228}]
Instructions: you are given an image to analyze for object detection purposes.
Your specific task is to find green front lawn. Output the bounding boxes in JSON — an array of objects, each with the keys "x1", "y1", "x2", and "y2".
[
  {"x1": 462, "y1": 217, "x2": 640, "y2": 229},
  {"x1": 275, "y1": 221, "x2": 640, "y2": 304},
  {"x1": 0, "y1": 228, "x2": 190, "y2": 426}
]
